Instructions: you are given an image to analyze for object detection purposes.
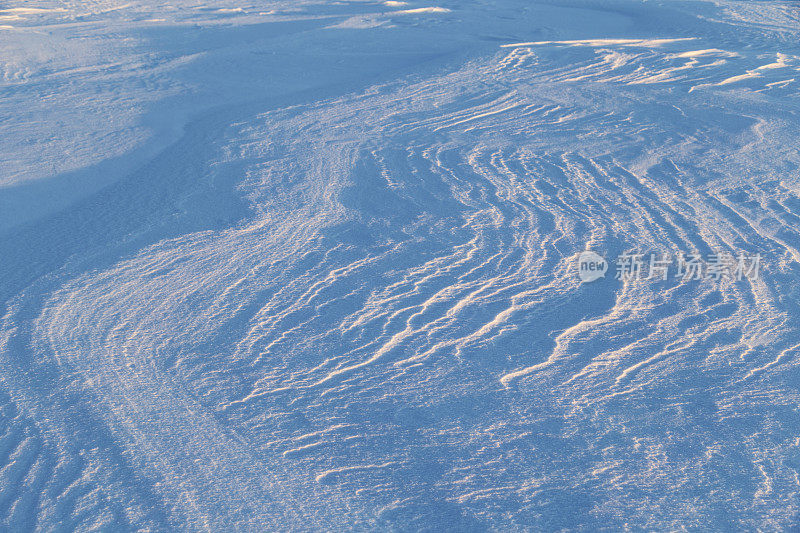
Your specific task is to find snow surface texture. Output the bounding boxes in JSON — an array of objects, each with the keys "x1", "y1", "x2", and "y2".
[{"x1": 1, "y1": 0, "x2": 800, "y2": 530}]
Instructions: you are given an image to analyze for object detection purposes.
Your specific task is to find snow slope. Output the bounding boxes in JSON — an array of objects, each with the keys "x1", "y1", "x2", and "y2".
[{"x1": 1, "y1": 0, "x2": 800, "y2": 530}]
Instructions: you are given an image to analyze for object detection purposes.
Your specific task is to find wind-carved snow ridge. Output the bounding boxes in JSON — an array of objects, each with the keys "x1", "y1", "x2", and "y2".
[
  {"x1": 2, "y1": 0, "x2": 800, "y2": 529},
  {"x1": 26, "y1": 31, "x2": 800, "y2": 527}
]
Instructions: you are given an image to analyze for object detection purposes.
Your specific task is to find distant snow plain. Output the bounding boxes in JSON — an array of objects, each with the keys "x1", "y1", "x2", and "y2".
[{"x1": 1, "y1": 0, "x2": 800, "y2": 530}]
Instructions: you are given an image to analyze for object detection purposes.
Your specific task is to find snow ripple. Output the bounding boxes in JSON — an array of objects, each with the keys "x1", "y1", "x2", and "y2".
[{"x1": 3, "y1": 3, "x2": 800, "y2": 529}]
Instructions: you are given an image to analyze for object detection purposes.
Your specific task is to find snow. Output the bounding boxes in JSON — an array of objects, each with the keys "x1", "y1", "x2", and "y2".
[{"x1": 1, "y1": 0, "x2": 800, "y2": 530}]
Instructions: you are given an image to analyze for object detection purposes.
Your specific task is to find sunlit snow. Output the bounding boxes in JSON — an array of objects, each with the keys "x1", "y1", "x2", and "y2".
[{"x1": 1, "y1": 0, "x2": 799, "y2": 530}]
